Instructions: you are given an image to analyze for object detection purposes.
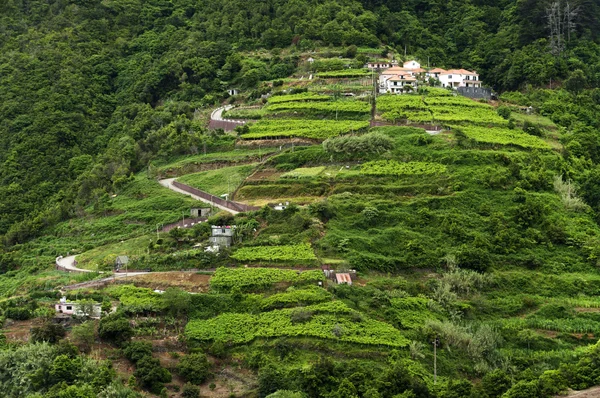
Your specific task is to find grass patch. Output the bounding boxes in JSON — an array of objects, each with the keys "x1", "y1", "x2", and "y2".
[{"x1": 177, "y1": 164, "x2": 258, "y2": 196}]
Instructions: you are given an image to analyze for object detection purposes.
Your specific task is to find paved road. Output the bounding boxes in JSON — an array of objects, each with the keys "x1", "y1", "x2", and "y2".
[
  {"x1": 56, "y1": 255, "x2": 147, "y2": 277},
  {"x1": 211, "y1": 105, "x2": 246, "y2": 123},
  {"x1": 158, "y1": 178, "x2": 238, "y2": 214}
]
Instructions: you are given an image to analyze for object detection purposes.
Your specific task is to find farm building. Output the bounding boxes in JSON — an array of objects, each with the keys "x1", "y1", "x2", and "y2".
[
  {"x1": 210, "y1": 225, "x2": 235, "y2": 248},
  {"x1": 335, "y1": 273, "x2": 353, "y2": 285},
  {"x1": 115, "y1": 255, "x2": 129, "y2": 271},
  {"x1": 190, "y1": 207, "x2": 211, "y2": 218},
  {"x1": 55, "y1": 297, "x2": 102, "y2": 319}
]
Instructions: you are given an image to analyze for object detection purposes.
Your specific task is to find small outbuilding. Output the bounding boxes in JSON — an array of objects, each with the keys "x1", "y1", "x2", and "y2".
[
  {"x1": 191, "y1": 207, "x2": 211, "y2": 218},
  {"x1": 115, "y1": 255, "x2": 129, "y2": 270},
  {"x1": 210, "y1": 225, "x2": 235, "y2": 248},
  {"x1": 335, "y1": 273, "x2": 353, "y2": 285}
]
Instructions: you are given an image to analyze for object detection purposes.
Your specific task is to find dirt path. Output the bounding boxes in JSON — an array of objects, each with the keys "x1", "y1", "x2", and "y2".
[{"x1": 561, "y1": 387, "x2": 600, "y2": 397}]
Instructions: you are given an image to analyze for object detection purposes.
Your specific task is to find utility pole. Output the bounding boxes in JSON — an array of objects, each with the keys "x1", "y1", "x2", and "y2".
[{"x1": 433, "y1": 336, "x2": 439, "y2": 384}]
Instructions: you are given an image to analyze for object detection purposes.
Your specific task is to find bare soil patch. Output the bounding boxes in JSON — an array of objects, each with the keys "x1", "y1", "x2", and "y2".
[
  {"x1": 247, "y1": 169, "x2": 282, "y2": 181},
  {"x1": 127, "y1": 272, "x2": 211, "y2": 293},
  {"x1": 3, "y1": 319, "x2": 35, "y2": 343},
  {"x1": 560, "y1": 386, "x2": 600, "y2": 397}
]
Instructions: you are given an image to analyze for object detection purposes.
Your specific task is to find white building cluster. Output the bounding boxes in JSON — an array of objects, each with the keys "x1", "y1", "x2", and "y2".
[{"x1": 377, "y1": 60, "x2": 481, "y2": 94}]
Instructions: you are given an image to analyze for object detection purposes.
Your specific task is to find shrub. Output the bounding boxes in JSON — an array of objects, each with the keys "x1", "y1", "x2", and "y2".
[
  {"x1": 290, "y1": 309, "x2": 314, "y2": 324},
  {"x1": 70, "y1": 321, "x2": 96, "y2": 353},
  {"x1": 177, "y1": 353, "x2": 211, "y2": 385},
  {"x1": 5, "y1": 307, "x2": 32, "y2": 320},
  {"x1": 31, "y1": 322, "x2": 66, "y2": 344},
  {"x1": 98, "y1": 313, "x2": 134, "y2": 346},
  {"x1": 480, "y1": 369, "x2": 511, "y2": 398},
  {"x1": 182, "y1": 383, "x2": 201, "y2": 398},
  {"x1": 124, "y1": 341, "x2": 153, "y2": 363},
  {"x1": 134, "y1": 355, "x2": 172, "y2": 394},
  {"x1": 497, "y1": 106, "x2": 511, "y2": 119},
  {"x1": 502, "y1": 380, "x2": 539, "y2": 398}
]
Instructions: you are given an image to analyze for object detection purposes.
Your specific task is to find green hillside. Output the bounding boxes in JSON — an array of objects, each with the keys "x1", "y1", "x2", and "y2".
[{"x1": 2, "y1": 0, "x2": 600, "y2": 397}]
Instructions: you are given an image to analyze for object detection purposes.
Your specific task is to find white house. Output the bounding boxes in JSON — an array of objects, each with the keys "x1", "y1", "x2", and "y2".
[
  {"x1": 426, "y1": 68, "x2": 447, "y2": 80},
  {"x1": 438, "y1": 69, "x2": 481, "y2": 89},
  {"x1": 55, "y1": 297, "x2": 102, "y2": 319},
  {"x1": 403, "y1": 60, "x2": 421, "y2": 69},
  {"x1": 367, "y1": 60, "x2": 398, "y2": 70},
  {"x1": 379, "y1": 66, "x2": 422, "y2": 93}
]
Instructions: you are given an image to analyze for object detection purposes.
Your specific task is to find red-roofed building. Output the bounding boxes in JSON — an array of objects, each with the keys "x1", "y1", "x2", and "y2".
[
  {"x1": 379, "y1": 66, "x2": 420, "y2": 93},
  {"x1": 439, "y1": 69, "x2": 481, "y2": 89}
]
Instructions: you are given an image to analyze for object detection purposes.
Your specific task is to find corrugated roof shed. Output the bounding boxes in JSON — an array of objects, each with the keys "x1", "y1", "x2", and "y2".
[{"x1": 336, "y1": 273, "x2": 352, "y2": 285}]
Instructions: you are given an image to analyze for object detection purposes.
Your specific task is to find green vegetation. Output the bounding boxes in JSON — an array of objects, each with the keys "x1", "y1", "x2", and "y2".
[
  {"x1": 377, "y1": 94, "x2": 507, "y2": 125},
  {"x1": 268, "y1": 93, "x2": 331, "y2": 103},
  {"x1": 3, "y1": 0, "x2": 600, "y2": 397},
  {"x1": 266, "y1": 99, "x2": 370, "y2": 117},
  {"x1": 316, "y1": 69, "x2": 371, "y2": 78},
  {"x1": 360, "y1": 160, "x2": 448, "y2": 176},
  {"x1": 177, "y1": 164, "x2": 257, "y2": 196},
  {"x1": 454, "y1": 125, "x2": 552, "y2": 149},
  {"x1": 231, "y1": 243, "x2": 317, "y2": 264},
  {"x1": 186, "y1": 301, "x2": 409, "y2": 347},
  {"x1": 241, "y1": 119, "x2": 370, "y2": 140},
  {"x1": 281, "y1": 167, "x2": 327, "y2": 179},
  {"x1": 209, "y1": 267, "x2": 325, "y2": 292}
]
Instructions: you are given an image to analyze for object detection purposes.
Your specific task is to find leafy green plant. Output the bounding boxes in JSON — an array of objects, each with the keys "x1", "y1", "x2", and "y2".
[
  {"x1": 360, "y1": 160, "x2": 447, "y2": 176},
  {"x1": 231, "y1": 243, "x2": 317, "y2": 264}
]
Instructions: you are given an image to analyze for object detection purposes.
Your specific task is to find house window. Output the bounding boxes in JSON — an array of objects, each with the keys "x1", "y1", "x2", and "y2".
[
  {"x1": 58, "y1": 306, "x2": 61, "y2": 309},
  {"x1": 448, "y1": 75, "x2": 452, "y2": 79},
  {"x1": 221, "y1": 228, "x2": 226, "y2": 234},
  {"x1": 66, "y1": 306, "x2": 72, "y2": 310}
]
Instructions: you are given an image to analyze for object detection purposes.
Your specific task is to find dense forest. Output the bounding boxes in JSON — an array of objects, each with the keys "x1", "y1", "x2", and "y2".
[{"x1": 1, "y1": 0, "x2": 600, "y2": 248}]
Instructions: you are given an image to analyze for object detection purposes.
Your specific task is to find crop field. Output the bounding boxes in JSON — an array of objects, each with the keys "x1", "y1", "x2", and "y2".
[
  {"x1": 316, "y1": 69, "x2": 371, "y2": 78},
  {"x1": 377, "y1": 94, "x2": 506, "y2": 125},
  {"x1": 455, "y1": 125, "x2": 552, "y2": 149},
  {"x1": 177, "y1": 164, "x2": 257, "y2": 196},
  {"x1": 76, "y1": 234, "x2": 154, "y2": 271},
  {"x1": 185, "y1": 301, "x2": 409, "y2": 347},
  {"x1": 156, "y1": 148, "x2": 277, "y2": 177},
  {"x1": 266, "y1": 99, "x2": 371, "y2": 116},
  {"x1": 240, "y1": 119, "x2": 370, "y2": 140},
  {"x1": 360, "y1": 160, "x2": 448, "y2": 176},
  {"x1": 209, "y1": 267, "x2": 325, "y2": 292},
  {"x1": 222, "y1": 107, "x2": 265, "y2": 119},
  {"x1": 231, "y1": 243, "x2": 317, "y2": 264},
  {"x1": 267, "y1": 92, "x2": 331, "y2": 103},
  {"x1": 281, "y1": 166, "x2": 327, "y2": 179}
]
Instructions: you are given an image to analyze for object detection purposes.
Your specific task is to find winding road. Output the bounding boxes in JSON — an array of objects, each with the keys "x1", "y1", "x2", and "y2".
[
  {"x1": 56, "y1": 255, "x2": 148, "y2": 277},
  {"x1": 209, "y1": 105, "x2": 247, "y2": 131},
  {"x1": 158, "y1": 178, "x2": 238, "y2": 214}
]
